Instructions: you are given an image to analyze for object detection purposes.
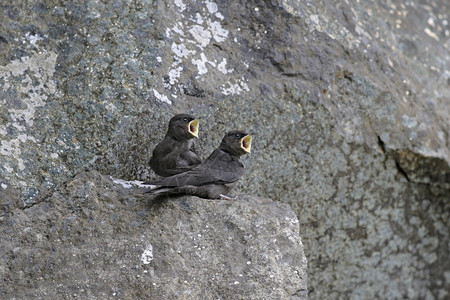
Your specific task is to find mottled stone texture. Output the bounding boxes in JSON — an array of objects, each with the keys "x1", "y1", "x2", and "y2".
[
  {"x1": 0, "y1": 171, "x2": 307, "y2": 299},
  {"x1": 0, "y1": 0, "x2": 449, "y2": 299}
]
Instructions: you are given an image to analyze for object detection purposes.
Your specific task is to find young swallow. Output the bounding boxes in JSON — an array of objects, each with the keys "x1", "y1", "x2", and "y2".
[
  {"x1": 144, "y1": 131, "x2": 253, "y2": 199},
  {"x1": 149, "y1": 114, "x2": 202, "y2": 177}
]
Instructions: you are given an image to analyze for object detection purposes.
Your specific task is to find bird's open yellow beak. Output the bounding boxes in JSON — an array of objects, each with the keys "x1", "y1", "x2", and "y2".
[
  {"x1": 241, "y1": 134, "x2": 252, "y2": 153},
  {"x1": 188, "y1": 119, "x2": 200, "y2": 138}
]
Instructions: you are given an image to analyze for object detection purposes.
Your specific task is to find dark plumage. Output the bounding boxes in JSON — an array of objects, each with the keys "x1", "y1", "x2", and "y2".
[
  {"x1": 149, "y1": 114, "x2": 202, "y2": 177},
  {"x1": 144, "y1": 131, "x2": 253, "y2": 199}
]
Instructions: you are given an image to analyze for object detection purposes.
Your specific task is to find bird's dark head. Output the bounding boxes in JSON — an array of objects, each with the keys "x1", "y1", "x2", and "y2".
[
  {"x1": 220, "y1": 131, "x2": 253, "y2": 157},
  {"x1": 167, "y1": 114, "x2": 200, "y2": 139}
]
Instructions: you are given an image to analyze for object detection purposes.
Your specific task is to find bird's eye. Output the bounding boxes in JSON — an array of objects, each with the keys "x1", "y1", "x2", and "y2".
[
  {"x1": 235, "y1": 133, "x2": 241, "y2": 138},
  {"x1": 183, "y1": 118, "x2": 188, "y2": 123}
]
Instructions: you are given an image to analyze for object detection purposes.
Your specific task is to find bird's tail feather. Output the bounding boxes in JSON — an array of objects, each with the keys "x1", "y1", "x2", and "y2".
[{"x1": 144, "y1": 186, "x2": 177, "y2": 195}]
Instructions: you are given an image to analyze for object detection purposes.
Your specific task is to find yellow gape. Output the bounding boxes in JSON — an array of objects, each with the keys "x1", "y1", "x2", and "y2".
[
  {"x1": 241, "y1": 134, "x2": 252, "y2": 153},
  {"x1": 188, "y1": 119, "x2": 200, "y2": 138}
]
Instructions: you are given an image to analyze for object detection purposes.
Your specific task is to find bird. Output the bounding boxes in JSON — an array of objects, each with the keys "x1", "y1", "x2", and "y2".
[
  {"x1": 144, "y1": 131, "x2": 253, "y2": 200},
  {"x1": 149, "y1": 114, "x2": 202, "y2": 177}
]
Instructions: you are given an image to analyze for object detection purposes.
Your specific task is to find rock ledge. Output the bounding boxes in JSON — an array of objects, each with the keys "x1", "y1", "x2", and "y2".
[{"x1": 0, "y1": 171, "x2": 307, "y2": 299}]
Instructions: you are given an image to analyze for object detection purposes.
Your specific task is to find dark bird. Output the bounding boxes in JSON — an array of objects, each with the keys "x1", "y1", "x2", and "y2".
[
  {"x1": 149, "y1": 114, "x2": 202, "y2": 177},
  {"x1": 144, "y1": 131, "x2": 253, "y2": 200}
]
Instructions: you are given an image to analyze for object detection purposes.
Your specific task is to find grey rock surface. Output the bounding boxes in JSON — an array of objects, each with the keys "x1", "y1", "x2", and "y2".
[
  {"x1": 0, "y1": 171, "x2": 307, "y2": 299},
  {"x1": 1, "y1": 0, "x2": 449, "y2": 299}
]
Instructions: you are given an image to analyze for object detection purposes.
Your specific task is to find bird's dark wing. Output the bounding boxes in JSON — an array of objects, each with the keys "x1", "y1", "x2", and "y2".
[
  {"x1": 180, "y1": 148, "x2": 202, "y2": 166},
  {"x1": 145, "y1": 149, "x2": 243, "y2": 187},
  {"x1": 153, "y1": 151, "x2": 201, "y2": 176},
  {"x1": 149, "y1": 137, "x2": 201, "y2": 177}
]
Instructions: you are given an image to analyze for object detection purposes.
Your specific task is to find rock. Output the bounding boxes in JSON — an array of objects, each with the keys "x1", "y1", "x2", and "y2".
[
  {"x1": 0, "y1": 171, "x2": 307, "y2": 299},
  {"x1": 1, "y1": 0, "x2": 449, "y2": 298}
]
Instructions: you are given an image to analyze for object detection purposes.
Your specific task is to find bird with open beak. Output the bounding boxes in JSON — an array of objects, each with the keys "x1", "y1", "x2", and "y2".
[
  {"x1": 144, "y1": 131, "x2": 253, "y2": 200},
  {"x1": 149, "y1": 114, "x2": 202, "y2": 177}
]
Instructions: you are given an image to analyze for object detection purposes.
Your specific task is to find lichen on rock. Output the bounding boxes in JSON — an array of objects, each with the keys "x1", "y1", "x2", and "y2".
[{"x1": 0, "y1": 0, "x2": 449, "y2": 298}]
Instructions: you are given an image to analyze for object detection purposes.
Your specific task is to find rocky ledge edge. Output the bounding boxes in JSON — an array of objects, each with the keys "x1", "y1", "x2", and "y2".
[{"x1": 0, "y1": 170, "x2": 307, "y2": 299}]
